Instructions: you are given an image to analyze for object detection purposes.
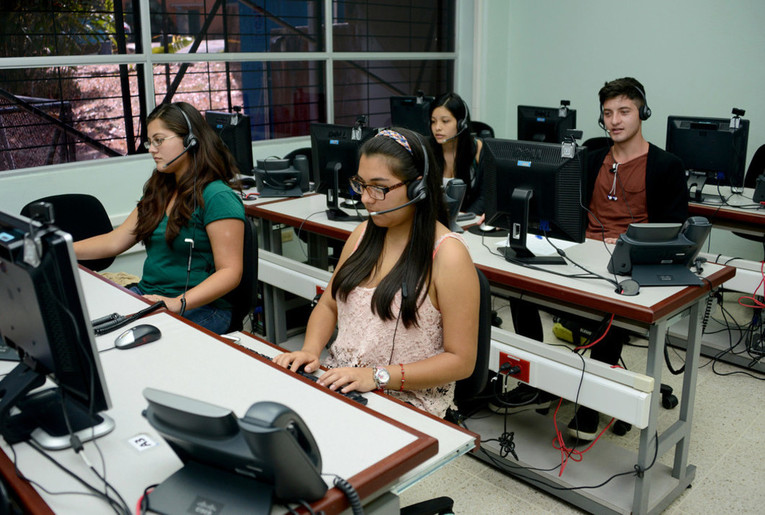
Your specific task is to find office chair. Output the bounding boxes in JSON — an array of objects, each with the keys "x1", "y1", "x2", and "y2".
[
  {"x1": 582, "y1": 137, "x2": 612, "y2": 151},
  {"x1": 20, "y1": 193, "x2": 115, "y2": 272},
  {"x1": 732, "y1": 143, "x2": 765, "y2": 256},
  {"x1": 224, "y1": 217, "x2": 259, "y2": 333},
  {"x1": 469, "y1": 120, "x2": 494, "y2": 139},
  {"x1": 400, "y1": 268, "x2": 491, "y2": 515}
]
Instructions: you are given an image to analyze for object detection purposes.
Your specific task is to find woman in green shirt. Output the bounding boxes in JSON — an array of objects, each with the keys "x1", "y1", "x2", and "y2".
[{"x1": 75, "y1": 102, "x2": 245, "y2": 333}]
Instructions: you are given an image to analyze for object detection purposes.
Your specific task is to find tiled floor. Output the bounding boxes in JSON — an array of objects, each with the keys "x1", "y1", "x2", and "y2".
[{"x1": 275, "y1": 290, "x2": 764, "y2": 514}]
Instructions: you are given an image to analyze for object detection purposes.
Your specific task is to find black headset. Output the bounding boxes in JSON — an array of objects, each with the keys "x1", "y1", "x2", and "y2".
[
  {"x1": 456, "y1": 96, "x2": 470, "y2": 134},
  {"x1": 405, "y1": 132, "x2": 430, "y2": 203},
  {"x1": 598, "y1": 82, "x2": 652, "y2": 130},
  {"x1": 176, "y1": 103, "x2": 199, "y2": 151}
]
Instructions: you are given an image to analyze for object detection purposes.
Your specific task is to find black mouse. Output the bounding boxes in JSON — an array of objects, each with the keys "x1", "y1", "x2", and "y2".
[{"x1": 115, "y1": 324, "x2": 161, "y2": 350}]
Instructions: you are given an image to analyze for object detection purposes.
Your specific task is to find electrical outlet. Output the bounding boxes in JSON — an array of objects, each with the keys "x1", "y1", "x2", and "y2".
[{"x1": 498, "y1": 352, "x2": 530, "y2": 384}]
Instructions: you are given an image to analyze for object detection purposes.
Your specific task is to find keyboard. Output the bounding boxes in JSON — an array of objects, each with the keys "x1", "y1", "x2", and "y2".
[{"x1": 254, "y1": 351, "x2": 368, "y2": 406}]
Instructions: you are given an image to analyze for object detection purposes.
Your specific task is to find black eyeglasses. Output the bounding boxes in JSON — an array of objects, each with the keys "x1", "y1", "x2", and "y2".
[{"x1": 349, "y1": 176, "x2": 409, "y2": 200}]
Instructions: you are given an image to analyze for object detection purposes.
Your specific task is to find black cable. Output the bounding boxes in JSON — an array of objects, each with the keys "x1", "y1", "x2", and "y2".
[
  {"x1": 25, "y1": 441, "x2": 129, "y2": 514},
  {"x1": 326, "y1": 474, "x2": 363, "y2": 515}
]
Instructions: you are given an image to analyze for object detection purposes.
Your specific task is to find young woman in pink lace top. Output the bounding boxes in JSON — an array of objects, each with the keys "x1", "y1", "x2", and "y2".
[{"x1": 274, "y1": 128, "x2": 479, "y2": 417}]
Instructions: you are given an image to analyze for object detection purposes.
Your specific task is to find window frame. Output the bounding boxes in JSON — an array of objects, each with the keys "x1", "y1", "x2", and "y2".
[{"x1": 0, "y1": 0, "x2": 474, "y2": 173}]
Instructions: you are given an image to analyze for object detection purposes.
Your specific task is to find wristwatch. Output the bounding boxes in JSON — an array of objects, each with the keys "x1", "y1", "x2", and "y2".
[{"x1": 372, "y1": 366, "x2": 390, "y2": 390}]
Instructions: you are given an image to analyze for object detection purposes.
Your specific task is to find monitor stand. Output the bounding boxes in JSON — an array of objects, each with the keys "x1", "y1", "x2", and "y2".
[
  {"x1": 687, "y1": 171, "x2": 724, "y2": 204},
  {"x1": 325, "y1": 162, "x2": 364, "y2": 222},
  {"x1": 0, "y1": 365, "x2": 114, "y2": 449},
  {"x1": 147, "y1": 461, "x2": 274, "y2": 515},
  {"x1": 501, "y1": 188, "x2": 565, "y2": 265}
]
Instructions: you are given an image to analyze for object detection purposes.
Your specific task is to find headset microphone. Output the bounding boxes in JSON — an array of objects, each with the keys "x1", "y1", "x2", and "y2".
[
  {"x1": 162, "y1": 145, "x2": 190, "y2": 169},
  {"x1": 368, "y1": 194, "x2": 424, "y2": 216}
]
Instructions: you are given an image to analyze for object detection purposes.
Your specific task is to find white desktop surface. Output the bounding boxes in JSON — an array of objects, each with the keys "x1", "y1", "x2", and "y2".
[{"x1": 0, "y1": 271, "x2": 476, "y2": 514}]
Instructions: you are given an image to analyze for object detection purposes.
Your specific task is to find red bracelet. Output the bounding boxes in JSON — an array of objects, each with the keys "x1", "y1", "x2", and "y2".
[{"x1": 399, "y1": 363, "x2": 405, "y2": 391}]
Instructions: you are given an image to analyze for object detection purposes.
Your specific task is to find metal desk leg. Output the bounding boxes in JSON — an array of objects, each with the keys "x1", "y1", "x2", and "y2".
[
  {"x1": 633, "y1": 317, "x2": 667, "y2": 513},
  {"x1": 258, "y1": 218, "x2": 288, "y2": 344},
  {"x1": 633, "y1": 300, "x2": 701, "y2": 513},
  {"x1": 673, "y1": 300, "x2": 702, "y2": 478}
]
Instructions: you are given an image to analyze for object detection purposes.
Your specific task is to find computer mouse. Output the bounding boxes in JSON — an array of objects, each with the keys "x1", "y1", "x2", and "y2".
[
  {"x1": 479, "y1": 222, "x2": 499, "y2": 232},
  {"x1": 114, "y1": 324, "x2": 161, "y2": 350}
]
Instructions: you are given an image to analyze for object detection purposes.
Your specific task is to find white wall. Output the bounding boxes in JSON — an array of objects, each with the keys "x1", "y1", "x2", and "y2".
[{"x1": 474, "y1": 0, "x2": 765, "y2": 261}]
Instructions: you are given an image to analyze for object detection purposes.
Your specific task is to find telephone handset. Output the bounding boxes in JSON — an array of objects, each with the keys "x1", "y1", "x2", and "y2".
[
  {"x1": 142, "y1": 388, "x2": 328, "y2": 509},
  {"x1": 239, "y1": 401, "x2": 326, "y2": 501}
]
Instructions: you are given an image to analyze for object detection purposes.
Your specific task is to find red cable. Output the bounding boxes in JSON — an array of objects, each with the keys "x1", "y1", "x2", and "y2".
[{"x1": 574, "y1": 313, "x2": 615, "y2": 351}]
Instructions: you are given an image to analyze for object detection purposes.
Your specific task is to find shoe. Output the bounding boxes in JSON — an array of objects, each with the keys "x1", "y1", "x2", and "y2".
[
  {"x1": 489, "y1": 382, "x2": 553, "y2": 414},
  {"x1": 567, "y1": 406, "x2": 599, "y2": 441}
]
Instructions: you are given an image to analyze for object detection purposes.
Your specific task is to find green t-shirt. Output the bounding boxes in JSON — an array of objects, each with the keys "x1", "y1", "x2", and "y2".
[{"x1": 138, "y1": 180, "x2": 245, "y2": 309}]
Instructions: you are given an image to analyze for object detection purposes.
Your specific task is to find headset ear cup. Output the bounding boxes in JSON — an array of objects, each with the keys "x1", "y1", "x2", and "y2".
[
  {"x1": 598, "y1": 107, "x2": 606, "y2": 130},
  {"x1": 407, "y1": 179, "x2": 424, "y2": 201},
  {"x1": 640, "y1": 105, "x2": 652, "y2": 121}
]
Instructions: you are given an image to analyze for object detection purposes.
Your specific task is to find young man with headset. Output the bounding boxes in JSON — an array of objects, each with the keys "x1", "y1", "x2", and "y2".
[{"x1": 500, "y1": 77, "x2": 688, "y2": 441}]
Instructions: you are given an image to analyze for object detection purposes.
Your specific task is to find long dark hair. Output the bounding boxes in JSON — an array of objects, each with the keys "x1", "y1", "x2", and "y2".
[
  {"x1": 135, "y1": 102, "x2": 240, "y2": 244},
  {"x1": 332, "y1": 128, "x2": 447, "y2": 328},
  {"x1": 429, "y1": 92, "x2": 477, "y2": 189}
]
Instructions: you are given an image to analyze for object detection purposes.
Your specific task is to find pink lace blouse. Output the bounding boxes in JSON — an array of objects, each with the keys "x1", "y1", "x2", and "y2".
[{"x1": 323, "y1": 232, "x2": 467, "y2": 417}]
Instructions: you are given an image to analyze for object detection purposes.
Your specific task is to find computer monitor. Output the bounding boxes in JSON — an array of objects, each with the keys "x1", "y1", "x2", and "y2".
[
  {"x1": 483, "y1": 138, "x2": 588, "y2": 264},
  {"x1": 517, "y1": 104, "x2": 577, "y2": 143},
  {"x1": 310, "y1": 122, "x2": 377, "y2": 221},
  {"x1": 389, "y1": 94, "x2": 435, "y2": 137},
  {"x1": 0, "y1": 207, "x2": 113, "y2": 449},
  {"x1": 665, "y1": 115, "x2": 749, "y2": 202},
  {"x1": 206, "y1": 110, "x2": 254, "y2": 176}
]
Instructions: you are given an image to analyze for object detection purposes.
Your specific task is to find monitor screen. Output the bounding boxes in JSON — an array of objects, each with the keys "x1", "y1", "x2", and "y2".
[
  {"x1": 0, "y1": 208, "x2": 112, "y2": 448},
  {"x1": 310, "y1": 123, "x2": 376, "y2": 220},
  {"x1": 389, "y1": 95, "x2": 435, "y2": 137},
  {"x1": 665, "y1": 115, "x2": 749, "y2": 190},
  {"x1": 483, "y1": 138, "x2": 588, "y2": 264},
  {"x1": 206, "y1": 110, "x2": 254, "y2": 176},
  {"x1": 517, "y1": 105, "x2": 577, "y2": 144}
]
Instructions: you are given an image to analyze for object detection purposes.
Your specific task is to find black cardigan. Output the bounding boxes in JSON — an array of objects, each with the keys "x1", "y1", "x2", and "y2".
[{"x1": 586, "y1": 143, "x2": 688, "y2": 223}]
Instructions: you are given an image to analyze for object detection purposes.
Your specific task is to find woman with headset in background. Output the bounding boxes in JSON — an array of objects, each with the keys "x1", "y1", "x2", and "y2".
[
  {"x1": 74, "y1": 102, "x2": 246, "y2": 334},
  {"x1": 429, "y1": 92, "x2": 485, "y2": 216},
  {"x1": 274, "y1": 128, "x2": 479, "y2": 418}
]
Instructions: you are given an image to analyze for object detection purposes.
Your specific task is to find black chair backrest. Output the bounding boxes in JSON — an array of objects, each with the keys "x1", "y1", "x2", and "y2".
[
  {"x1": 454, "y1": 267, "x2": 491, "y2": 405},
  {"x1": 744, "y1": 143, "x2": 765, "y2": 189},
  {"x1": 20, "y1": 193, "x2": 115, "y2": 272},
  {"x1": 470, "y1": 121, "x2": 495, "y2": 139},
  {"x1": 225, "y1": 217, "x2": 258, "y2": 333}
]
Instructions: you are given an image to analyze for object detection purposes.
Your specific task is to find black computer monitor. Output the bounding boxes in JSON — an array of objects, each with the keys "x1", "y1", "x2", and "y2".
[
  {"x1": 665, "y1": 115, "x2": 749, "y2": 202},
  {"x1": 310, "y1": 122, "x2": 376, "y2": 221},
  {"x1": 483, "y1": 138, "x2": 588, "y2": 264},
  {"x1": 389, "y1": 95, "x2": 435, "y2": 137},
  {"x1": 517, "y1": 105, "x2": 577, "y2": 143},
  {"x1": 206, "y1": 110, "x2": 254, "y2": 175},
  {"x1": 0, "y1": 207, "x2": 113, "y2": 449}
]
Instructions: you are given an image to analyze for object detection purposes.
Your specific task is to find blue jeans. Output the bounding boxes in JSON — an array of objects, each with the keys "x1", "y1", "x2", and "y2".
[{"x1": 129, "y1": 286, "x2": 232, "y2": 334}]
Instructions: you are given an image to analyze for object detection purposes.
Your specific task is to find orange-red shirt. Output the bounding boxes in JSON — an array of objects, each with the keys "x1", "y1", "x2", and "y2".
[{"x1": 586, "y1": 152, "x2": 649, "y2": 240}]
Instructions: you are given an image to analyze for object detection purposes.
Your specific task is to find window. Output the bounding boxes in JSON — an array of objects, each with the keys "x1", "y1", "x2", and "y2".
[{"x1": 0, "y1": 0, "x2": 456, "y2": 172}]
